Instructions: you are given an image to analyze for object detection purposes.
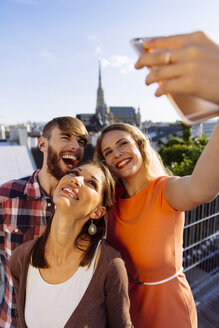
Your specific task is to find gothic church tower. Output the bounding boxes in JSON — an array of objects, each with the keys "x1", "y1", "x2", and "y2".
[{"x1": 96, "y1": 62, "x2": 105, "y2": 112}]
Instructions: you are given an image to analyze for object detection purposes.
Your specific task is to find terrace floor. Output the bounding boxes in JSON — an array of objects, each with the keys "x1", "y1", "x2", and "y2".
[{"x1": 197, "y1": 283, "x2": 219, "y2": 328}]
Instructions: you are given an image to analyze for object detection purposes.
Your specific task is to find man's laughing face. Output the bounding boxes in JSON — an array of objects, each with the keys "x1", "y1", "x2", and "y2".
[{"x1": 45, "y1": 127, "x2": 86, "y2": 180}]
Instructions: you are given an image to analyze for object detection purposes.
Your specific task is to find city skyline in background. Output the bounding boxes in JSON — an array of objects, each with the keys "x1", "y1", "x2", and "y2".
[{"x1": 1, "y1": 0, "x2": 219, "y2": 125}]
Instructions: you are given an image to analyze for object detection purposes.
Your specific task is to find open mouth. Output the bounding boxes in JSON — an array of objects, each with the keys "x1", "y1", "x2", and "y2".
[
  {"x1": 61, "y1": 186, "x2": 79, "y2": 200},
  {"x1": 62, "y1": 154, "x2": 78, "y2": 169},
  {"x1": 116, "y1": 158, "x2": 132, "y2": 169}
]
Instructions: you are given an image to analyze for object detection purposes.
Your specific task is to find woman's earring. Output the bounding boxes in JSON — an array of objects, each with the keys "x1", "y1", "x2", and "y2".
[{"x1": 88, "y1": 219, "x2": 97, "y2": 235}]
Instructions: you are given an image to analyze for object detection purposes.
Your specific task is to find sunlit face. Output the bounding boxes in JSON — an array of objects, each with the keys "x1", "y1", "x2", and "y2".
[
  {"x1": 53, "y1": 164, "x2": 106, "y2": 220},
  {"x1": 101, "y1": 130, "x2": 144, "y2": 180},
  {"x1": 45, "y1": 127, "x2": 86, "y2": 180}
]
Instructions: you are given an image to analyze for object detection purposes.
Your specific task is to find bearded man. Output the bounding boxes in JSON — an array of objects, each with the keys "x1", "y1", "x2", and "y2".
[{"x1": 0, "y1": 117, "x2": 88, "y2": 327}]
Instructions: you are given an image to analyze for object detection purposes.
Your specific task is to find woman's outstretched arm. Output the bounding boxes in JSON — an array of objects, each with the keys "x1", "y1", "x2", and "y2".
[
  {"x1": 165, "y1": 120, "x2": 219, "y2": 211},
  {"x1": 135, "y1": 31, "x2": 219, "y2": 211},
  {"x1": 135, "y1": 31, "x2": 219, "y2": 104}
]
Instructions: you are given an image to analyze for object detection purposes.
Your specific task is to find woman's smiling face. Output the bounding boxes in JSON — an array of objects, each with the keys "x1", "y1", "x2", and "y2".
[
  {"x1": 53, "y1": 164, "x2": 106, "y2": 220},
  {"x1": 101, "y1": 130, "x2": 144, "y2": 180}
]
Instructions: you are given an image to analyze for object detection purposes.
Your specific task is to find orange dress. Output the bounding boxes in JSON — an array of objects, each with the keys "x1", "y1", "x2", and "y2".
[{"x1": 107, "y1": 177, "x2": 197, "y2": 328}]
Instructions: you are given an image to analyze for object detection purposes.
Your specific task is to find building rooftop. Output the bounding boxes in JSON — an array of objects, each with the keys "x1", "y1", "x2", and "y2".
[
  {"x1": 109, "y1": 106, "x2": 136, "y2": 117},
  {"x1": 0, "y1": 145, "x2": 36, "y2": 185}
]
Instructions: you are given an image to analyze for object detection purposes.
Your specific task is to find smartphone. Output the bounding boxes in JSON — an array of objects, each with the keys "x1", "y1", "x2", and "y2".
[{"x1": 131, "y1": 37, "x2": 219, "y2": 126}]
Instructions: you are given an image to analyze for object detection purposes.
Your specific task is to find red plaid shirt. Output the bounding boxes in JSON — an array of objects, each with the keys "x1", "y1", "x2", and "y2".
[{"x1": 0, "y1": 170, "x2": 54, "y2": 327}]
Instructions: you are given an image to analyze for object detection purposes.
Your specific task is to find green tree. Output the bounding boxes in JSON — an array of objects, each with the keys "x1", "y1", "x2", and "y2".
[
  {"x1": 165, "y1": 137, "x2": 184, "y2": 147},
  {"x1": 181, "y1": 123, "x2": 192, "y2": 142},
  {"x1": 159, "y1": 130, "x2": 209, "y2": 176}
]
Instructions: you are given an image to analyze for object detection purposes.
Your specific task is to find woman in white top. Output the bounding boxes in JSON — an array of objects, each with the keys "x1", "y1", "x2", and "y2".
[{"x1": 10, "y1": 161, "x2": 133, "y2": 328}]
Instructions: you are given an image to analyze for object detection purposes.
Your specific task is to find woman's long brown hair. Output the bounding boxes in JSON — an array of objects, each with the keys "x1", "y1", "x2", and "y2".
[{"x1": 31, "y1": 160, "x2": 115, "y2": 268}]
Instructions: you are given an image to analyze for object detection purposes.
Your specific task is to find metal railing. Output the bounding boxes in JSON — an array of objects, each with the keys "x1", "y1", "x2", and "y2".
[{"x1": 183, "y1": 196, "x2": 219, "y2": 300}]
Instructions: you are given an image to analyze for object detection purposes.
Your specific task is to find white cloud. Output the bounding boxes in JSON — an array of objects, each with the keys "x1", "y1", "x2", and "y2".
[
  {"x1": 101, "y1": 58, "x2": 111, "y2": 67},
  {"x1": 9, "y1": 0, "x2": 38, "y2": 5},
  {"x1": 87, "y1": 34, "x2": 135, "y2": 73},
  {"x1": 100, "y1": 55, "x2": 135, "y2": 74},
  {"x1": 39, "y1": 50, "x2": 56, "y2": 66}
]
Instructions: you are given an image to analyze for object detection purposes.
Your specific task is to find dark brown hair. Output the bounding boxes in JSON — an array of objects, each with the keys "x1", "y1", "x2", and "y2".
[
  {"x1": 31, "y1": 160, "x2": 115, "y2": 268},
  {"x1": 43, "y1": 116, "x2": 88, "y2": 145}
]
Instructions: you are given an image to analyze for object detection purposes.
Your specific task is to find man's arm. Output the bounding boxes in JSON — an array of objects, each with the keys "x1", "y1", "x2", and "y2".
[{"x1": 9, "y1": 249, "x2": 22, "y2": 325}]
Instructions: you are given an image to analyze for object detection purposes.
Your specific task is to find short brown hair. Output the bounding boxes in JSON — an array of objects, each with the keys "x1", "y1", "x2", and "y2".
[
  {"x1": 43, "y1": 116, "x2": 88, "y2": 145},
  {"x1": 94, "y1": 123, "x2": 170, "y2": 180}
]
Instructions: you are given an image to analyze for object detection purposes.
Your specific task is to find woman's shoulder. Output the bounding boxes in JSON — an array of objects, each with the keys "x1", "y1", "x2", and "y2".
[
  {"x1": 10, "y1": 238, "x2": 37, "y2": 261},
  {"x1": 100, "y1": 240, "x2": 128, "y2": 280},
  {"x1": 101, "y1": 239, "x2": 123, "y2": 261},
  {"x1": 9, "y1": 239, "x2": 37, "y2": 275},
  {"x1": 153, "y1": 175, "x2": 172, "y2": 186},
  {"x1": 149, "y1": 175, "x2": 174, "y2": 194}
]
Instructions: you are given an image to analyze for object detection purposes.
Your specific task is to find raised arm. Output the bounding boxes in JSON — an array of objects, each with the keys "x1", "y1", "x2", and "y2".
[
  {"x1": 135, "y1": 31, "x2": 219, "y2": 104},
  {"x1": 134, "y1": 31, "x2": 219, "y2": 211},
  {"x1": 165, "y1": 119, "x2": 219, "y2": 211}
]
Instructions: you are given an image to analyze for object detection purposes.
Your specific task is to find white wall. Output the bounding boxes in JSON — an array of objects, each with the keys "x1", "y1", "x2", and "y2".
[{"x1": 0, "y1": 125, "x2": 6, "y2": 139}]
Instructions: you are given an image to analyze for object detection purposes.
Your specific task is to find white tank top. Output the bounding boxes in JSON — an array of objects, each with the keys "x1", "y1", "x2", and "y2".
[{"x1": 25, "y1": 240, "x2": 101, "y2": 328}]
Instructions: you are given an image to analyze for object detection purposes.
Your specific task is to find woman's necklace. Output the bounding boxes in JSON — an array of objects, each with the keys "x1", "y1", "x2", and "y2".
[{"x1": 123, "y1": 181, "x2": 149, "y2": 199}]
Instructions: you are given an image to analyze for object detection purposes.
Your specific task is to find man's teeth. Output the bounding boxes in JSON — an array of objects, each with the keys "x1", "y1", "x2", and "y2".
[
  {"x1": 63, "y1": 187, "x2": 78, "y2": 200},
  {"x1": 62, "y1": 155, "x2": 77, "y2": 161},
  {"x1": 117, "y1": 159, "x2": 130, "y2": 168}
]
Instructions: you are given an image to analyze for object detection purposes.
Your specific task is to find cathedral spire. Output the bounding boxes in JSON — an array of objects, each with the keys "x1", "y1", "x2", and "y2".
[
  {"x1": 98, "y1": 61, "x2": 102, "y2": 88},
  {"x1": 96, "y1": 61, "x2": 105, "y2": 112}
]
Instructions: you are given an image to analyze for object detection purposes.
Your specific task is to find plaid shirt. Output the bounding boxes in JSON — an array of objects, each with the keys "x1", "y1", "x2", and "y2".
[{"x1": 0, "y1": 170, "x2": 54, "y2": 328}]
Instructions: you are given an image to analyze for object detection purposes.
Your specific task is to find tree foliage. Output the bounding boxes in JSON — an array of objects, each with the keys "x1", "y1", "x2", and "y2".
[
  {"x1": 159, "y1": 125, "x2": 209, "y2": 176},
  {"x1": 181, "y1": 123, "x2": 192, "y2": 142}
]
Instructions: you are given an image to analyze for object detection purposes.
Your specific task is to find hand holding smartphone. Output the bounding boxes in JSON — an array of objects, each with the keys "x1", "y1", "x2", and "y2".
[{"x1": 131, "y1": 37, "x2": 219, "y2": 126}]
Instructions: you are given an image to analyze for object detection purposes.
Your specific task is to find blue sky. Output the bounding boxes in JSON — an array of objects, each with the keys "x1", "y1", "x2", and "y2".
[{"x1": 1, "y1": 0, "x2": 219, "y2": 124}]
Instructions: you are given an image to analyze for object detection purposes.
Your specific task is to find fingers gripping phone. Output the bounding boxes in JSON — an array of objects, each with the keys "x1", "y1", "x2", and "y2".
[{"x1": 131, "y1": 37, "x2": 219, "y2": 126}]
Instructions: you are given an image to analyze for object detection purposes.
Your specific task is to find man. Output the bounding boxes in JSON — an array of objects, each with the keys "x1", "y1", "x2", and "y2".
[{"x1": 0, "y1": 116, "x2": 88, "y2": 327}]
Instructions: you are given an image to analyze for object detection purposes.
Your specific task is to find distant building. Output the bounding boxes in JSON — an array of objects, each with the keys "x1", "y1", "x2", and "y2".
[
  {"x1": 76, "y1": 113, "x2": 102, "y2": 133},
  {"x1": 10, "y1": 126, "x2": 28, "y2": 145},
  {"x1": 141, "y1": 122, "x2": 184, "y2": 150},
  {"x1": 109, "y1": 106, "x2": 141, "y2": 126},
  {"x1": 0, "y1": 125, "x2": 6, "y2": 140},
  {"x1": 0, "y1": 124, "x2": 42, "y2": 171},
  {"x1": 0, "y1": 145, "x2": 36, "y2": 185},
  {"x1": 145, "y1": 123, "x2": 183, "y2": 142},
  {"x1": 192, "y1": 120, "x2": 217, "y2": 138},
  {"x1": 77, "y1": 62, "x2": 141, "y2": 131}
]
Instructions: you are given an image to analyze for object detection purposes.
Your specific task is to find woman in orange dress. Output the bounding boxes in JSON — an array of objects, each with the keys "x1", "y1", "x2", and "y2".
[{"x1": 94, "y1": 31, "x2": 219, "y2": 327}]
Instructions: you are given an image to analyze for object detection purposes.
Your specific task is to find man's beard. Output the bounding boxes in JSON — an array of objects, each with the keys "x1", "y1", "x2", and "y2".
[{"x1": 47, "y1": 145, "x2": 66, "y2": 180}]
